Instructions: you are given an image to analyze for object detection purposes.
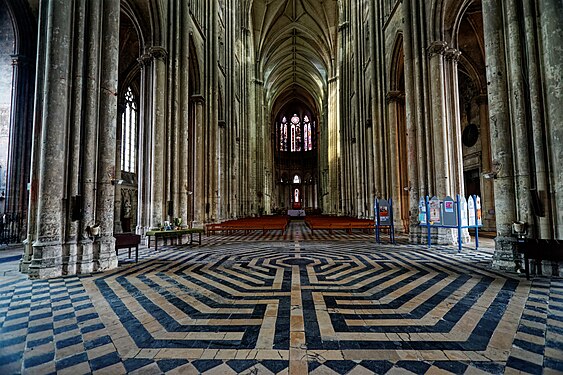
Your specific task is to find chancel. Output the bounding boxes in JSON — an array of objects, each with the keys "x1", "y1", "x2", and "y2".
[{"x1": 0, "y1": 0, "x2": 562, "y2": 373}]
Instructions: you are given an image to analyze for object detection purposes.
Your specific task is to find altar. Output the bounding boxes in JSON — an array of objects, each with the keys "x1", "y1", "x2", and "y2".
[{"x1": 287, "y1": 209, "x2": 306, "y2": 217}]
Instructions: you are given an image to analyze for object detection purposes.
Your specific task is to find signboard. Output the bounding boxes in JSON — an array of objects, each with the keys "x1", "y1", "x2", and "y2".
[
  {"x1": 378, "y1": 199, "x2": 391, "y2": 225},
  {"x1": 429, "y1": 196, "x2": 441, "y2": 224},
  {"x1": 460, "y1": 196, "x2": 468, "y2": 227},
  {"x1": 468, "y1": 195, "x2": 476, "y2": 226},
  {"x1": 476, "y1": 196, "x2": 482, "y2": 226},
  {"x1": 418, "y1": 198, "x2": 427, "y2": 224},
  {"x1": 442, "y1": 196, "x2": 457, "y2": 226}
]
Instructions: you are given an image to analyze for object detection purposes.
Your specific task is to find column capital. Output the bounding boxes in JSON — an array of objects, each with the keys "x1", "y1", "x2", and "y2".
[
  {"x1": 386, "y1": 91, "x2": 405, "y2": 104},
  {"x1": 137, "y1": 53, "x2": 152, "y2": 68},
  {"x1": 148, "y1": 46, "x2": 168, "y2": 61},
  {"x1": 427, "y1": 41, "x2": 448, "y2": 58},
  {"x1": 444, "y1": 47, "x2": 462, "y2": 62},
  {"x1": 190, "y1": 94, "x2": 205, "y2": 103},
  {"x1": 10, "y1": 54, "x2": 29, "y2": 66}
]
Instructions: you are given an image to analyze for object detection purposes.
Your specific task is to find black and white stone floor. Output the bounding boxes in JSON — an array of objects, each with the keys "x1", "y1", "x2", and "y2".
[{"x1": 0, "y1": 224, "x2": 562, "y2": 374}]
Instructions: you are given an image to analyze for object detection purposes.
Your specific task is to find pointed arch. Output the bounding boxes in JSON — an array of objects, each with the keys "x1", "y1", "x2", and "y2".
[{"x1": 189, "y1": 35, "x2": 203, "y2": 96}]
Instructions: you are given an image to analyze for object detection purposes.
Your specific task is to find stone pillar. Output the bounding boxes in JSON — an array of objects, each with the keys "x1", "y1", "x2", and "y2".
[
  {"x1": 77, "y1": 1, "x2": 104, "y2": 274},
  {"x1": 386, "y1": 91, "x2": 405, "y2": 232},
  {"x1": 428, "y1": 41, "x2": 450, "y2": 197},
  {"x1": 192, "y1": 96, "x2": 205, "y2": 227},
  {"x1": 94, "y1": 0, "x2": 120, "y2": 272},
  {"x1": 505, "y1": 0, "x2": 534, "y2": 236},
  {"x1": 477, "y1": 94, "x2": 496, "y2": 231},
  {"x1": 523, "y1": 0, "x2": 551, "y2": 238},
  {"x1": 402, "y1": 0, "x2": 421, "y2": 241},
  {"x1": 444, "y1": 48, "x2": 463, "y2": 195},
  {"x1": 178, "y1": 13, "x2": 190, "y2": 224},
  {"x1": 136, "y1": 53, "x2": 152, "y2": 234},
  {"x1": 149, "y1": 47, "x2": 167, "y2": 227},
  {"x1": 328, "y1": 74, "x2": 341, "y2": 215},
  {"x1": 27, "y1": 0, "x2": 73, "y2": 278},
  {"x1": 6, "y1": 54, "x2": 33, "y2": 219},
  {"x1": 539, "y1": 0, "x2": 563, "y2": 238},
  {"x1": 483, "y1": 0, "x2": 518, "y2": 269}
]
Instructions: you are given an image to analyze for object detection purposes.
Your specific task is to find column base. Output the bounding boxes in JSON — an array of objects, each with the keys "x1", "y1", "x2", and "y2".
[
  {"x1": 95, "y1": 236, "x2": 118, "y2": 272},
  {"x1": 492, "y1": 235, "x2": 520, "y2": 271},
  {"x1": 26, "y1": 240, "x2": 64, "y2": 279},
  {"x1": 78, "y1": 240, "x2": 95, "y2": 274}
]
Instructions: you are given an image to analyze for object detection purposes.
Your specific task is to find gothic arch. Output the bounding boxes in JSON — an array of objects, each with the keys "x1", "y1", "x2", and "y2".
[
  {"x1": 431, "y1": 0, "x2": 475, "y2": 43},
  {"x1": 189, "y1": 36, "x2": 203, "y2": 97},
  {"x1": 1, "y1": 0, "x2": 36, "y2": 231},
  {"x1": 387, "y1": 33, "x2": 409, "y2": 232},
  {"x1": 389, "y1": 33, "x2": 404, "y2": 91}
]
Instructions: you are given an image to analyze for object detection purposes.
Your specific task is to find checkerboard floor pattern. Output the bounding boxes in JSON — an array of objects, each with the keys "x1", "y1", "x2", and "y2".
[{"x1": 0, "y1": 225, "x2": 561, "y2": 374}]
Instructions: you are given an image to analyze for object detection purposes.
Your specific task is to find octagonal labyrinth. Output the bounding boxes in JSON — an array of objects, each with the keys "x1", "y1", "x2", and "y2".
[{"x1": 83, "y1": 241, "x2": 529, "y2": 369}]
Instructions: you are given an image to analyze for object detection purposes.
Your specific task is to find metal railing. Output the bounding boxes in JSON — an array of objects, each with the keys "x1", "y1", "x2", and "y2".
[{"x1": 0, "y1": 212, "x2": 25, "y2": 245}]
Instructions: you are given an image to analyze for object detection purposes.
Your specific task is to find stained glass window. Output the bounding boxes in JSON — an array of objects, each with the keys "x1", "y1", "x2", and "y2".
[
  {"x1": 280, "y1": 117, "x2": 288, "y2": 151},
  {"x1": 279, "y1": 114, "x2": 314, "y2": 152},
  {"x1": 121, "y1": 87, "x2": 137, "y2": 172},
  {"x1": 291, "y1": 114, "x2": 301, "y2": 152},
  {"x1": 303, "y1": 116, "x2": 312, "y2": 151}
]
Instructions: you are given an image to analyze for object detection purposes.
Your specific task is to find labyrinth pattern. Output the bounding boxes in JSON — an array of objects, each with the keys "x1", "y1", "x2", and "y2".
[{"x1": 80, "y1": 241, "x2": 536, "y2": 374}]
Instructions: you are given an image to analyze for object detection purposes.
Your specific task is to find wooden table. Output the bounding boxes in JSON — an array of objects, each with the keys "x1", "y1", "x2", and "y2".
[{"x1": 145, "y1": 228, "x2": 204, "y2": 251}]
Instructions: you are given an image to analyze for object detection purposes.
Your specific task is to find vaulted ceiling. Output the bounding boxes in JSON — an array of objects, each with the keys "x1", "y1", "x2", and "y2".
[{"x1": 250, "y1": 0, "x2": 339, "y2": 117}]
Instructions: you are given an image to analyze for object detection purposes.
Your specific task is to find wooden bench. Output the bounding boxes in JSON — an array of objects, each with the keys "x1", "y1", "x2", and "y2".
[
  {"x1": 516, "y1": 238, "x2": 563, "y2": 279},
  {"x1": 146, "y1": 228, "x2": 204, "y2": 251},
  {"x1": 305, "y1": 217, "x2": 375, "y2": 235},
  {"x1": 114, "y1": 233, "x2": 141, "y2": 262},
  {"x1": 205, "y1": 218, "x2": 288, "y2": 236}
]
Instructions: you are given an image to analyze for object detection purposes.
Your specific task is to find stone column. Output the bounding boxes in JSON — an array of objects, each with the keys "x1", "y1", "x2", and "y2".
[
  {"x1": 428, "y1": 41, "x2": 450, "y2": 197},
  {"x1": 192, "y1": 96, "x2": 205, "y2": 227},
  {"x1": 149, "y1": 47, "x2": 167, "y2": 227},
  {"x1": 94, "y1": 0, "x2": 120, "y2": 272},
  {"x1": 386, "y1": 91, "x2": 405, "y2": 232},
  {"x1": 178, "y1": 12, "x2": 191, "y2": 224},
  {"x1": 6, "y1": 55, "x2": 33, "y2": 218},
  {"x1": 539, "y1": 0, "x2": 563, "y2": 238},
  {"x1": 477, "y1": 94, "x2": 495, "y2": 231},
  {"x1": 402, "y1": 0, "x2": 421, "y2": 240},
  {"x1": 523, "y1": 0, "x2": 551, "y2": 238},
  {"x1": 328, "y1": 74, "x2": 340, "y2": 215},
  {"x1": 27, "y1": 0, "x2": 73, "y2": 278},
  {"x1": 444, "y1": 48, "x2": 464, "y2": 195},
  {"x1": 505, "y1": 0, "x2": 535, "y2": 237},
  {"x1": 483, "y1": 0, "x2": 518, "y2": 269},
  {"x1": 77, "y1": 1, "x2": 104, "y2": 274},
  {"x1": 136, "y1": 53, "x2": 152, "y2": 234}
]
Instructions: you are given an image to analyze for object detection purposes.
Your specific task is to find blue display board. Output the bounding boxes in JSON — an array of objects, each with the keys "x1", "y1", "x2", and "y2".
[
  {"x1": 419, "y1": 194, "x2": 482, "y2": 252},
  {"x1": 375, "y1": 198, "x2": 395, "y2": 244}
]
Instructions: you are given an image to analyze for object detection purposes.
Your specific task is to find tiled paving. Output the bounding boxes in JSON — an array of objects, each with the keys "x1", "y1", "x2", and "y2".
[{"x1": 0, "y1": 223, "x2": 562, "y2": 374}]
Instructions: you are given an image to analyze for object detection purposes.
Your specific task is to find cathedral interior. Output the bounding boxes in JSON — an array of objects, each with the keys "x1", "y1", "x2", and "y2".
[{"x1": 0, "y1": 0, "x2": 562, "y2": 373}]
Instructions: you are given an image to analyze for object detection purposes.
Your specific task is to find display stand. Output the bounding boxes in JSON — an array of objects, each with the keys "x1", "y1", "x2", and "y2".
[
  {"x1": 419, "y1": 194, "x2": 482, "y2": 252},
  {"x1": 375, "y1": 198, "x2": 395, "y2": 244}
]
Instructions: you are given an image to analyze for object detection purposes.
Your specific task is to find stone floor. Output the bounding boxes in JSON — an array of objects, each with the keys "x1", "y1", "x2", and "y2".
[{"x1": 0, "y1": 223, "x2": 562, "y2": 374}]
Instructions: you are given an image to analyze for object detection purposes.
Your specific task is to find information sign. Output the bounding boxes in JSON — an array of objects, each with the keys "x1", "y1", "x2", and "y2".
[
  {"x1": 442, "y1": 196, "x2": 457, "y2": 226},
  {"x1": 429, "y1": 196, "x2": 441, "y2": 224},
  {"x1": 418, "y1": 198, "x2": 427, "y2": 224},
  {"x1": 468, "y1": 196, "x2": 476, "y2": 226},
  {"x1": 378, "y1": 199, "x2": 391, "y2": 224},
  {"x1": 460, "y1": 196, "x2": 468, "y2": 227},
  {"x1": 476, "y1": 196, "x2": 482, "y2": 226}
]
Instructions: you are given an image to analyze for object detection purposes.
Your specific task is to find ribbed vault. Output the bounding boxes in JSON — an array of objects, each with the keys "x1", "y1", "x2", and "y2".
[{"x1": 251, "y1": 0, "x2": 339, "y2": 115}]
